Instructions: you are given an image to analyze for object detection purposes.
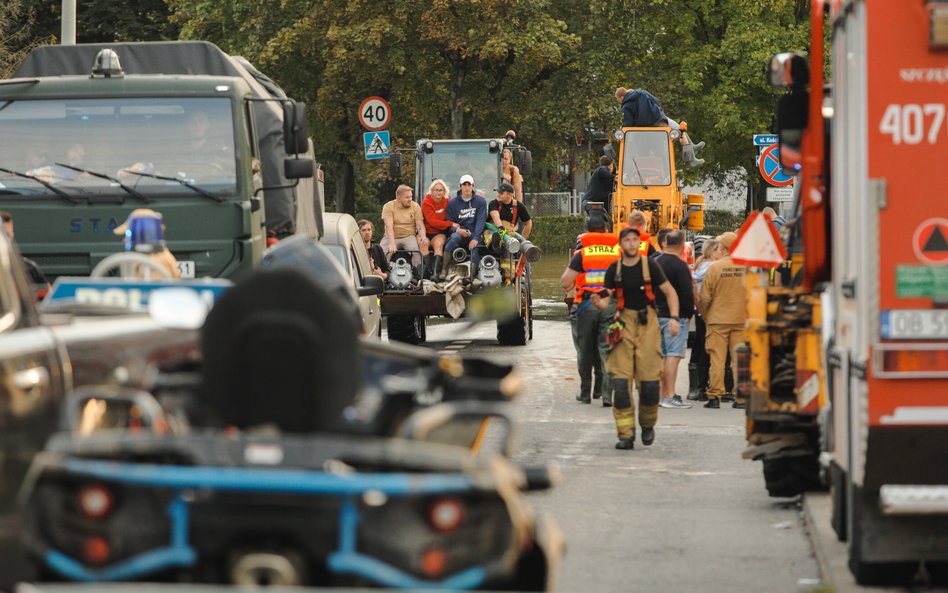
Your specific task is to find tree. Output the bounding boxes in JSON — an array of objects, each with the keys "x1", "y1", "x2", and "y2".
[{"x1": 1, "y1": 0, "x2": 47, "y2": 78}]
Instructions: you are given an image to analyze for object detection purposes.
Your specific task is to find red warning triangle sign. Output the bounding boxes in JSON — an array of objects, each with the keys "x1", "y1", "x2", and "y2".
[{"x1": 730, "y1": 212, "x2": 788, "y2": 268}]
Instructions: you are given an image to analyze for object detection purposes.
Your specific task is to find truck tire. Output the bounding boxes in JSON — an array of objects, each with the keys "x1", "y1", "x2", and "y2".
[
  {"x1": 388, "y1": 314, "x2": 421, "y2": 344},
  {"x1": 847, "y1": 484, "x2": 919, "y2": 586},
  {"x1": 829, "y1": 463, "x2": 847, "y2": 542},
  {"x1": 761, "y1": 452, "x2": 823, "y2": 498},
  {"x1": 497, "y1": 282, "x2": 531, "y2": 346}
]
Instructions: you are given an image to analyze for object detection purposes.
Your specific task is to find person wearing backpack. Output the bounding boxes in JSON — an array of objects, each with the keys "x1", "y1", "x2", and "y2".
[
  {"x1": 614, "y1": 87, "x2": 706, "y2": 167},
  {"x1": 590, "y1": 226, "x2": 681, "y2": 450}
]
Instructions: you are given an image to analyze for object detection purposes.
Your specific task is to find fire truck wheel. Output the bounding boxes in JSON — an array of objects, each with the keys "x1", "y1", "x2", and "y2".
[
  {"x1": 847, "y1": 485, "x2": 919, "y2": 586},
  {"x1": 761, "y1": 453, "x2": 823, "y2": 498}
]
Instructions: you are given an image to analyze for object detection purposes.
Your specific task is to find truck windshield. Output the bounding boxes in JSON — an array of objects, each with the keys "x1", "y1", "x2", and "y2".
[
  {"x1": 622, "y1": 130, "x2": 672, "y2": 187},
  {"x1": 422, "y1": 142, "x2": 500, "y2": 200},
  {"x1": 0, "y1": 97, "x2": 237, "y2": 198}
]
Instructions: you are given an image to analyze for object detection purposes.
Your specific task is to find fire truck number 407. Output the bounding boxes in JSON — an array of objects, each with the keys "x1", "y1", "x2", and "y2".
[{"x1": 879, "y1": 103, "x2": 946, "y2": 145}]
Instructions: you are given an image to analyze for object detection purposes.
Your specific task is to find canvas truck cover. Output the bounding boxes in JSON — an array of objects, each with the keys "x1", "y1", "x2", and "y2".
[{"x1": 13, "y1": 41, "x2": 299, "y2": 236}]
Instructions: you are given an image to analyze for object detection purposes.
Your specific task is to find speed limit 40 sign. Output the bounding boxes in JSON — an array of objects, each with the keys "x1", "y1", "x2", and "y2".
[{"x1": 358, "y1": 96, "x2": 391, "y2": 131}]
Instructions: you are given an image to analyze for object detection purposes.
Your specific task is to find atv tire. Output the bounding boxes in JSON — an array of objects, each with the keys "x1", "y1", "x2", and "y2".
[{"x1": 497, "y1": 280, "x2": 531, "y2": 346}]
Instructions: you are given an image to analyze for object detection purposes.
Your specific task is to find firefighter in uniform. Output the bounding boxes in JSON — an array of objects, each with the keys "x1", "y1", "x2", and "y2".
[
  {"x1": 560, "y1": 210, "x2": 620, "y2": 405},
  {"x1": 591, "y1": 226, "x2": 681, "y2": 449},
  {"x1": 698, "y1": 231, "x2": 747, "y2": 408}
]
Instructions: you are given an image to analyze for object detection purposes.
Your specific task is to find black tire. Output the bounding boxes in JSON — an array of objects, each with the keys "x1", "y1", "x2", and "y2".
[
  {"x1": 829, "y1": 463, "x2": 847, "y2": 542},
  {"x1": 761, "y1": 452, "x2": 824, "y2": 498},
  {"x1": 847, "y1": 484, "x2": 919, "y2": 586},
  {"x1": 415, "y1": 315, "x2": 427, "y2": 343},
  {"x1": 387, "y1": 314, "x2": 420, "y2": 344},
  {"x1": 497, "y1": 280, "x2": 530, "y2": 346}
]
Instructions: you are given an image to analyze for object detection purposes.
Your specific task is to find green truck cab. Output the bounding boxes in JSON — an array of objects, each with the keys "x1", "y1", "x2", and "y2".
[{"x1": 0, "y1": 42, "x2": 320, "y2": 280}]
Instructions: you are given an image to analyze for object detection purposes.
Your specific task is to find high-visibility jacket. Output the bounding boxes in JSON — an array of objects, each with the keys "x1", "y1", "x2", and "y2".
[{"x1": 574, "y1": 232, "x2": 620, "y2": 303}]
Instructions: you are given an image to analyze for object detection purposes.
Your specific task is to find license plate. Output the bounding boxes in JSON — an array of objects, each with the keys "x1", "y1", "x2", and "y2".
[
  {"x1": 177, "y1": 260, "x2": 195, "y2": 279},
  {"x1": 881, "y1": 309, "x2": 948, "y2": 340}
]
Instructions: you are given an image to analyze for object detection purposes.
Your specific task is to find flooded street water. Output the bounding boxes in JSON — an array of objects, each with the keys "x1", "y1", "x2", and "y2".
[{"x1": 530, "y1": 253, "x2": 572, "y2": 322}]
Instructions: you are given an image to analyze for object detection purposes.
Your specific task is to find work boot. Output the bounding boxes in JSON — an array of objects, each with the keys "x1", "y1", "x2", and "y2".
[
  {"x1": 732, "y1": 400, "x2": 747, "y2": 410},
  {"x1": 703, "y1": 398, "x2": 720, "y2": 409},
  {"x1": 576, "y1": 380, "x2": 591, "y2": 404},
  {"x1": 422, "y1": 254, "x2": 434, "y2": 280},
  {"x1": 697, "y1": 363, "x2": 710, "y2": 401},
  {"x1": 440, "y1": 253, "x2": 452, "y2": 280},
  {"x1": 682, "y1": 143, "x2": 705, "y2": 167},
  {"x1": 687, "y1": 363, "x2": 703, "y2": 401},
  {"x1": 433, "y1": 256, "x2": 443, "y2": 281},
  {"x1": 602, "y1": 388, "x2": 613, "y2": 407},
  {"x1": 641, "y1": 427, "x2": 655, "y2": 446},
  {"x1": 615, "y1": 438, "x2": 634, "y2": 450},
  {"x1": 593, "y1": 376, "x2": 603, "y2": 400}
]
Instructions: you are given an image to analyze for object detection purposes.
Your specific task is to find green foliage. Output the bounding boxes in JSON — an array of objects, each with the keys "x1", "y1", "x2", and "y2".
[
  {"x1": 530, "y1": 215, "x2": 584, "y2": 255},
  {"x1": 14, "y1": 0, "x2": 178, "y2": 45},
  {"x1": 11, "y1": 0, "x2": 812, "y2": 215},
  {"x1": 1, "y1": 0, "x2": 46, "y2": 77},
  {"x1": 702, "y1": 208, "x2": 747, "y2": 238}
]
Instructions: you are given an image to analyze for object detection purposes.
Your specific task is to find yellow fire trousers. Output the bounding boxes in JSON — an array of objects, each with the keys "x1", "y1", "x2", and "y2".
[
  {"x1": 705, "y1": 323, "x2": 746, "y2": 400},
  {"x1": 606, "y1": 308, "x2": 662, "y2": 439}
]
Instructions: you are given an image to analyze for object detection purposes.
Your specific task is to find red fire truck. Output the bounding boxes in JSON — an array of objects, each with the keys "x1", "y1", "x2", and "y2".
[{"x1": 769, "y1": 0, "x2": 948, "y2": 585}]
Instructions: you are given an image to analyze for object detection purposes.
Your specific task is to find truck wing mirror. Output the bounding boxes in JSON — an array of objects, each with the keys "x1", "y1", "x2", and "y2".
[
  {"x1": 389, "y1": 151, "x2": 403, "y2": 179},
  {"x1": 358, "y1": 274, "x2": 384, "y2": 296},
  {"x1": 283, "y1": 101, "x2": 311, "y2": 155},
  {"x1": 285, "y1": 157, "x2": 314, "y2": 179},
  {"x1": 775, "y1": 90, "x2": 809, "y2": 174},
  {"x1": 603, "y1": 144, "x2": 617, "y2": 162},
  {"x1": 518, "y1": 149, "x2": 533, "y2": 177},
  {"x1": 768, "y1": 52, "x2": 809, "y2": 88}
]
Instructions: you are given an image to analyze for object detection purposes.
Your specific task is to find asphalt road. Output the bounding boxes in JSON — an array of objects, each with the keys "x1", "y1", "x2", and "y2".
[{"x1": 410, "y1": 318, "x2": 821, "y2": 593}]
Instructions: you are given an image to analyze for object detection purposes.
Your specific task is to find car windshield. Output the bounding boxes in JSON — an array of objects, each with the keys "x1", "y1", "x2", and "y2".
[
  {"x1": 0, "y1": 97, "x2": 237, "y2": 198},
  {"x1": 423, "y1": 141, "x2": 501, "y2": 201},
  {"x1": 621, "y1": 130, "x2": 672, "y2": 186}
]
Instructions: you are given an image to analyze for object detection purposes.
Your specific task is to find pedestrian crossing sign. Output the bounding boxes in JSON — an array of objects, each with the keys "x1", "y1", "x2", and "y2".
[{"x1": 363, "y1": 131, "x2": 390, "y2": 160}]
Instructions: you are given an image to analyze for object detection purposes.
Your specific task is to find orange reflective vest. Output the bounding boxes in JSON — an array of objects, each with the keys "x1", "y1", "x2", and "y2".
[{"x1": 574, "y1": 232, "x2": 620, "y2": 303}]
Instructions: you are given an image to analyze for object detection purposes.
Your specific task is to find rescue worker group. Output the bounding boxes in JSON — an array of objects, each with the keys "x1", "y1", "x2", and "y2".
[{"x1": 560, "y1": 206, "x2": 758, "y2": 451}]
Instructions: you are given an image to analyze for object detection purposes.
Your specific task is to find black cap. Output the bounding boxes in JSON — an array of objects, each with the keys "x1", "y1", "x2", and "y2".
[
  {"x1": 498, "y1": 182, "x2": 515, "y2": 194},
  {"x1": 619, "y1": 226, "x2": 641, "y2": 240}
]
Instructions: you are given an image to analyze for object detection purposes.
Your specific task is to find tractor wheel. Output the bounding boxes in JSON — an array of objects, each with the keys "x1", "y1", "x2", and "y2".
[
  {"x1": 388, "y1": 314, "x2": 420, "y2": 344},
  {"x1": 497, "y1": 281, "x2": 531, "y2": 346}
]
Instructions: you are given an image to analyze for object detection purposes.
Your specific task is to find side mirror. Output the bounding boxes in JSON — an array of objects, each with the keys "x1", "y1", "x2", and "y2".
[
  {"x1": 768, "y1": 52, "x2": 809, "y2": 88},
  {"x1": 389, "y1": 151, "x2": 403, "y2": 179},
  {"x1": 519, "y1": 150, "x2": 533, "y2": 177},
  {"x1": 603, "y1": 144, "x2": 618, "y2": 163},
  {"x1": 285, "y1": 157, "x2": 315, "y2": 179},
  {"x1": 282, "y1": 101, "x2": 310, "y2": 155},
  {"x1": 358, "y1": 274, "x2": 384, "y2": 296},
  {"x1": 775, "y1": 90, "x2": 809, "y2": 174}
]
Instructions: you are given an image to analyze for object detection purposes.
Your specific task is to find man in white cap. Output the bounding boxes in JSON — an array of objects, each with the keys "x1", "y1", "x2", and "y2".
[{"x1": 443, "y1": 174, "x2": 488, "y2": 273}]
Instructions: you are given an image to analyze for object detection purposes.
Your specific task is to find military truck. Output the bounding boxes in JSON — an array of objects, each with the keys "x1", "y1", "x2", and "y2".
[
  {"x1": 0, "y1": 41, "x2": 320, "y2": 280},
  {"x1": 385, "y1": 137, "x2": 537, "y2": 346}
]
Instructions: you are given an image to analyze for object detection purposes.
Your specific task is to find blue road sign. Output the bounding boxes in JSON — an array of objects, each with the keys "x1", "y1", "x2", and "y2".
[
  {"x1": 753, "y1": 134, "x2": 779, "y2": 146},
  {"x1": 758, "y1": 144, "x2": 794, "y2": 187},
  {"x1": 364, "y1": 131, "x2": 391, "y2": 160}
]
